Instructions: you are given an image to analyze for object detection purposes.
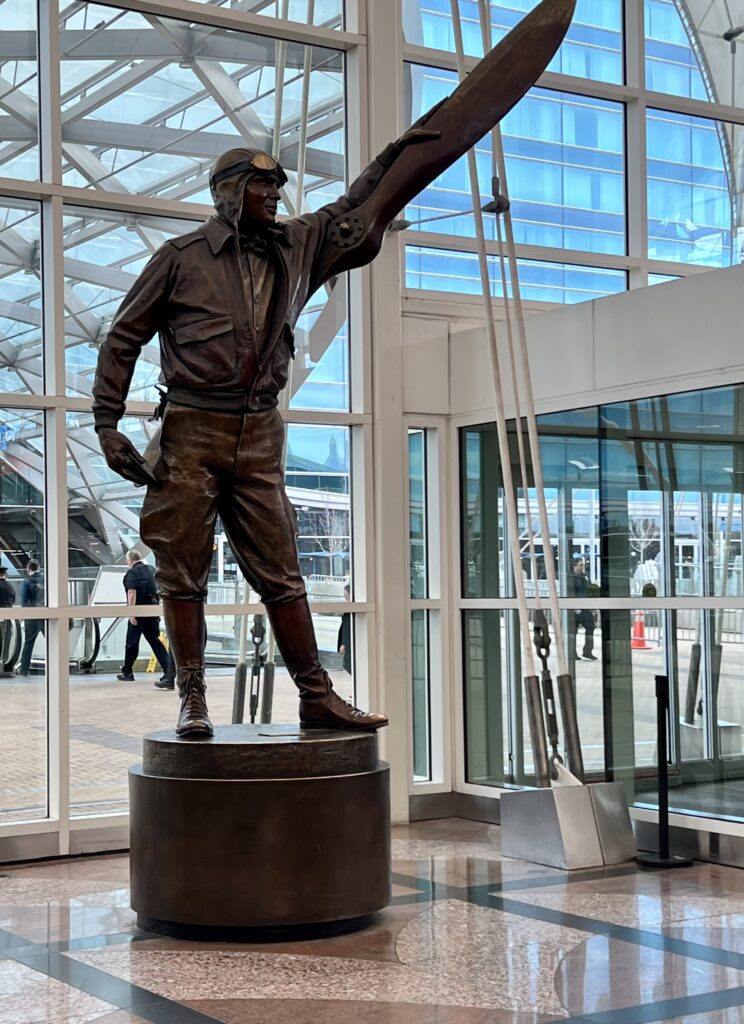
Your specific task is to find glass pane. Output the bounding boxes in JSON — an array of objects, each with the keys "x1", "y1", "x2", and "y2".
[
  {"x1": 648, "y1": 274, "x2": 680, "y2": 285},
  {"x1": 0, "y1": 617, "x2": 46, "y2": 823},
  {"x1": 69, "y1": 609, "x2": 350, "y2": 816},
  {"x1": 189, "y1": 0, "x2": 344, "y2": 28},
  {"x1": 58, "y1": 4, "x2": 345, "y2": 205},
  {"x1": 404, "y1": 0, "x2": 623, "y2": 84},
  {"x1": 464, "y1": 609, "x2": 506, "y2": 786},
  {"x1": 409, "y1": 429, "x2": 427, "y2": 599},
  {"x1": 645, "y1": 0, "x2": 739, "y2": 106},
  {"x1": 405, "y1": 73, "x2": 626, "y2": 257},
  {"x1": 0, "y1": 409, "x2": 46, "y2": 601},
  {"x1": 412, "y1": 609, "x2": 431, "y2": 781},
  {"x1": 63, "y1": 206, "x2": 200, "y2": 402},
  {"x1": 406, "y1": 247, "x2": 627, "y2": 304},
  {"x1": 709, "y1": 610, "x2": 744, "y2": 763},
  {"x1": 570, "y1": 609, "x2": 604, "y2": 773},
  {"x1": 602, "y1": 608, "x2": 666, "y2": 784},
  {"x1": 289, "y1": 287, "x2": 349, "y2": 413},
  {"x1": 69, "y1": 413, "x2": 153, "y2": 597},
  {"x1": 647, "y1": 109, "x2": 744, "y2": 267},
  {"x1": 0, "y1": 0, "x2": 39, "y2": 180},
  {"x1": 0, "y1": 200, "x2": 42, "y2": 395},
  {"x1": 601, "y1": 436, "x2": 665, "y2": 599},
  {"x1": 538, "y1": 431, "x2": 601, "y2": 596},
  {"x1": 73, "y1": 417, "x2": 352, "y2": 605},
  {"x1": 286, "y1": 424, "x2": 351, "y2": 590},
  {"x1": 461, "y1": 426, "x2": 504, "y2": 599}
]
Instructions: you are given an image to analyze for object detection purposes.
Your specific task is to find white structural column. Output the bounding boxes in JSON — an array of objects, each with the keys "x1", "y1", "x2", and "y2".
[
  {"x1": 39, "y1": 0, "x2": 71, "y2": 852},
  {"x1": 365, "y1": 0, "x2": 411, "y2": 822}
]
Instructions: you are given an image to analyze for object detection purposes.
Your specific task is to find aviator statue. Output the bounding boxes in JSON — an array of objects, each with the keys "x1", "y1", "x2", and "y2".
[{"x1": 93, "y1": 1, "x2": 576, "y2": 738}]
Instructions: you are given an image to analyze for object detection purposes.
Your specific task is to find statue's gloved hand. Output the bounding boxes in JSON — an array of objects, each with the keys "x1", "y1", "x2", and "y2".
[
  {"x1": 377, "y1": 124, "x2": 443, "y2": 173},
  {"x1": 98, "y1": 428, "x2": 156, "y2": 488},
  {"x1": 396, "y1": 126, "x2": 442, "y2": 148}
]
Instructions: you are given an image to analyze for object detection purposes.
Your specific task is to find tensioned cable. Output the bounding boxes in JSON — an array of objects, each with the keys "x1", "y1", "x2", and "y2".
[
  {"x1": 447, "y1": 0, "x2": 536, "y2": 680},
  {"x1": 475, "y1": 0, "x2": 570, "y2": 680}
]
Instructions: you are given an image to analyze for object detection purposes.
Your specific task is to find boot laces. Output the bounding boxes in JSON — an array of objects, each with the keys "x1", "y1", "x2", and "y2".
[
  {"x1": 332, "y1": 690, "x2": 372, "y2": 718},
  {"x1": 179, "y1": 670, "x2": 207, "y2": 716}
]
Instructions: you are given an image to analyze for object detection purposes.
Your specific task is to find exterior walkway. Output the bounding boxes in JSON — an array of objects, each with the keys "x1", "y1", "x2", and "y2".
[
  {"x1": 0, "y1": 667, "x2": 355, "y2": 823},
  {"x1": 3, "y1": 819, "x2": 744, "y2": 1022}
]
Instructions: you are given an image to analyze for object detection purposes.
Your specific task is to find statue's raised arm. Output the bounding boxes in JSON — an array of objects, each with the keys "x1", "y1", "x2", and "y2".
[{"x1": 313, "y1": 0, "x2": 577, "y2": 282}]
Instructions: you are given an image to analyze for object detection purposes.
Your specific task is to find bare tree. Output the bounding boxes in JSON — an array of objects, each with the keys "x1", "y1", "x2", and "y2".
[{"x1": 629, "y1": 516, "x2": 659, "y2": 562}]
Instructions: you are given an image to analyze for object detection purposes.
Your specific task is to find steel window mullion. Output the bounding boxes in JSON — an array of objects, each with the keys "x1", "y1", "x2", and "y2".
[
  {"x1": 403, "y1": 231, "x2": 637, "y2": 270},
  {"x1": 95, "y1": 0, "x2": 361, "y2": 49},
  {"x1": 38, "y1": 0, "x2": 69, "y2": 853}
]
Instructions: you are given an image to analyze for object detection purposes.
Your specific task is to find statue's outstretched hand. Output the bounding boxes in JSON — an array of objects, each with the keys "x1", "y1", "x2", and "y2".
[
  {"x1": 98, "y1": 428, "x2": 156, "y2": 488},
  {"x1": 397, "y1": 127, "x2": 442, "y2": 148}
]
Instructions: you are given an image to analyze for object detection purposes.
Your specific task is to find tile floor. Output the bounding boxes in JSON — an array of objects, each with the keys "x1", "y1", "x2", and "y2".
[{"x1": 3, "y1": 818, "x2": 744, "y2": 1022}]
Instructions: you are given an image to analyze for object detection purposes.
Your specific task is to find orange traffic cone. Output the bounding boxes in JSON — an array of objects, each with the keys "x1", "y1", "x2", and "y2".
[{"x1": 631, "y1": 610, "x2": 651, "y2": 650}]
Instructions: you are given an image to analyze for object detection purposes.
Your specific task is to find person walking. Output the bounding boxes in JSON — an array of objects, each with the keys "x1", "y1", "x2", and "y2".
[
  {"x1": 572, "y1": 556, "x2": 597, "y2": 661},
  {"x1": 18, "y1": 561, "x2": 44, "y2": 676},
  {"x1": 0, "y1": 566, "x2": 15, "y2": 666},
  {"x1": 337, "y1": 583, "x2": 352, "y2": 675},
  {"x1": 117, "y1": 549, "x2": 174, "y2": 688}
]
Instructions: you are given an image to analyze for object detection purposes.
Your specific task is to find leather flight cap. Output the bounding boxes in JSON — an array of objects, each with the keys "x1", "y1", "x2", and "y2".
[{"x1": 210, "y1": 152, "x2": 288, "y2": 188}]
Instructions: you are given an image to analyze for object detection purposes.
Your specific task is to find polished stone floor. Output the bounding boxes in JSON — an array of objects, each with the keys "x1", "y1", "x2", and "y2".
[{"x1": 4, "y1": 818, "x2": 744, "y2": 1022}]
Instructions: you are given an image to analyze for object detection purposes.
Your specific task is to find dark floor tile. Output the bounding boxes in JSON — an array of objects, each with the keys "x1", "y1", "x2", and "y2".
[
  {"x1": 557, "y1": 933, "x2": 744, "y2": 1017},
  {"x1": 185, "y1": 998, "x2": 555, "y2": 1023},
  {"x1": 392, "y1": 819, "x2": 492, "y2": 843}
]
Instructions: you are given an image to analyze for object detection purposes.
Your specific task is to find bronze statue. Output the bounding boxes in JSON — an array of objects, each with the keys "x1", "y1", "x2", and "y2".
[{"x1": 93, "y1": 0, "x2": 576, "y2": 738}]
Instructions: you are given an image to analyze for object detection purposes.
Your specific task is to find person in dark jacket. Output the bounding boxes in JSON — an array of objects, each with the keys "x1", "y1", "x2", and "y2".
[
  {"x1": 18, "y1": 560, "x2": 44, "y2": 676},
  {"x1": 0, "y1": 567, "x2": 15, "y2": 666},
  {"x1": 117, "y1": 549, "x2": 174, "y2": 688},
  {"x1": 337, "y1": 584, "x2": 352, "y2": 675},
  {"x1": 0, "y1": 567, "x2": 15, "y2": 609},
  {"x1": 572, "y1": 556, "x2": 597, "y2": 661},
  {"x1": 91, "y1": 140, "x2": 433, "y2": 736}
]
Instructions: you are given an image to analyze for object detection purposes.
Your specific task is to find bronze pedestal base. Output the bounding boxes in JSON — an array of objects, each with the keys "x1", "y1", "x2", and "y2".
[{"x1": 129, "y1": 724, "x2": 391, "y2": 939}]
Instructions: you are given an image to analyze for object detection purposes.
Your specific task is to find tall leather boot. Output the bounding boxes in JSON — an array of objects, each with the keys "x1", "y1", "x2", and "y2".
[
  {"x1": 267, "y1": 596, "x2": 388, "y2": 730},
  {"x1": 162, "y1": 598, "x2": 213, "y2": 738}
]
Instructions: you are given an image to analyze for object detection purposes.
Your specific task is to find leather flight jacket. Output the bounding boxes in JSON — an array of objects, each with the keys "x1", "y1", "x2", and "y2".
[{"x1": 92, "y1": 144, "x2": 401, "y2": 430}]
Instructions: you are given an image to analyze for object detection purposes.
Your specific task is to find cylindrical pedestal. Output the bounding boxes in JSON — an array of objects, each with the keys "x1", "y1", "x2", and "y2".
[{"x1": 130, "y1": 724, "x2": 391, "y2": 939}]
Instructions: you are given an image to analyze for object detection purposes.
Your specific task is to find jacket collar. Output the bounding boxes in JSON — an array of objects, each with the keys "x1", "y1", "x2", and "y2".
[
  {"x1": 201, "y1": 215, "x2": 292, "y2": 256},
  {"x1": 201, "y1": 216, "x2": 233, "y2": 255}
]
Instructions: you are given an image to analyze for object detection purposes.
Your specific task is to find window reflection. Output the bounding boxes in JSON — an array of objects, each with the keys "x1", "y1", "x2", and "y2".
[
  {"x1": 404, "y1": 0, "x2": 623, "y2": 84},
  {"x1": 406, "y1": 246, "x2": 626, "y2": 304},
  {"x1": 286, "y1": 424, "x2": 351, "y2": 590},
  {"x1": 405, "y1": 72, "x2": 626, "y2": 258},
  {"x1": 0, "y1": 0, "x2": 39, "y2": 181},
  {"x1": 647, "y1": 109, "x2": 744, "y2": 267},
  {"x1": 464, "y1": 385, "x2": 744, "y2": 600},
  {"x1": 646, "y1": 0, "x2": 742, "y2": 107},
  {"x1": 463, "y1": 383, "x2": 744, "y2": 818},
  {"x1": 0, "y1": 201, "x2": 42, "y2": 395}
]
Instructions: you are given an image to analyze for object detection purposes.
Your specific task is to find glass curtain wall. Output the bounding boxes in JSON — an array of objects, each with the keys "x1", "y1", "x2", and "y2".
[
  {"x1": 461, "y1": 383, "x2": 744, "y2": 820},
  {"x1": 402, "y1": 0, "x2": 744, "y2": 304},
  {"x1": 0, "y1": 0, "x2": 366, "y2": 842}
]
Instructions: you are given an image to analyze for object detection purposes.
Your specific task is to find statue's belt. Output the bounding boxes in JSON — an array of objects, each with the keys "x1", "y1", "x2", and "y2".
[{"x1": 158, "y1": 387, "x2": 278, "y2": 416}]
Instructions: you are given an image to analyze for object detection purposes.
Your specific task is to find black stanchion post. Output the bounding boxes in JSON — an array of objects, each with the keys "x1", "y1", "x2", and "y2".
[{"x1": 637, "y1": 674, "x2": 693, "y2": 869}]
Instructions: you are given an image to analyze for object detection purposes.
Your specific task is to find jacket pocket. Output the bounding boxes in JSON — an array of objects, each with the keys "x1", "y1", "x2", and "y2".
[
  {"x1": 169, "y1": 315, "x2": 237, "y2": 386},
  {"x1": 270, "y1": 324, "x2": 295, "y2": 392}
]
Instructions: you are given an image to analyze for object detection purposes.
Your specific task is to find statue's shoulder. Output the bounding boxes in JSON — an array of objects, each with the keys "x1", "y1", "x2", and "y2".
[{"x1": 169, "y1": 227, "x2": 206, "y2": 251}]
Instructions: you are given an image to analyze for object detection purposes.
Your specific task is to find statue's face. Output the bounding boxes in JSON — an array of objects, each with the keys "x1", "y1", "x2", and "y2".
[{"x1": 241, "y1": 173, "x2": 282, "y2": 226}]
